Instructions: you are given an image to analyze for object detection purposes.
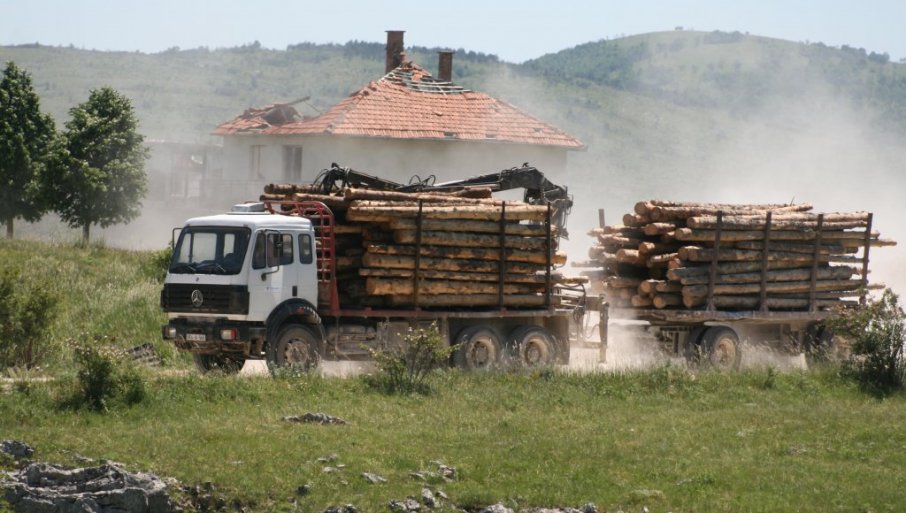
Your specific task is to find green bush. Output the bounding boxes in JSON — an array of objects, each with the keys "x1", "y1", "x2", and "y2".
[
  {"x1": 144, "y1": 244, "x2": 173, "y2": 282},
  {"x1": 366, "y1": 324, "x2": 453, "y2": 394},
  {"x1": 826, "y1": 289, "x2": 906, "y2": 395},
  {"x1": 0, "y1": 265, "x2": 60, "y2": 370},
  {"x1": 65, "y1": 336, "x2": 147, "y2": 411}
]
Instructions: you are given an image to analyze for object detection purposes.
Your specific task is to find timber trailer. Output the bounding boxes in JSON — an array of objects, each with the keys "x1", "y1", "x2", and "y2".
[{"x1": 160, "y1": 165, "x2": 581, "y2": 373}]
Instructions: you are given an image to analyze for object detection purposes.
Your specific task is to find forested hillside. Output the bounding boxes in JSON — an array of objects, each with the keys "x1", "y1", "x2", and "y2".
[{"x1": 1, "y1": 30, "x2": 904, "y2": 291}]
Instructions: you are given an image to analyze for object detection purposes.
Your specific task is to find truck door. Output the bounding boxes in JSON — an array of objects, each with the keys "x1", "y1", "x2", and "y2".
[{"x1": 247, "y1": 231, "x2": 298, "y2": 320}]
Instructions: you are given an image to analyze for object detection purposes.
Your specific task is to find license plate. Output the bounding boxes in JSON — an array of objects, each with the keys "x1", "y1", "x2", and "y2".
[{"x1": 186, "y1": 333, "x2": 206, "y2": 342}]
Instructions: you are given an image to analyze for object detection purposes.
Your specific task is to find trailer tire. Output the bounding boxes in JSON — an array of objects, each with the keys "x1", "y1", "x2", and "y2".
[
  {"x1": 682, "y1": 326, "x2": 709, "y2": 366},
  {"x1": 453, "y1": 326, "x2": 502, "y2": 370},
  {"x1": 703, "y1": 327, "x2": 742, "y2": 370},
  {"x1": 192, "y1": 354, "x2": 245, "y2": 374},
  {"x1": 508, "y1": 325, "x2": 556, "y2": 367},
  {"x1": 268, "y1": 324, "x2": 320, "y2": 373}
]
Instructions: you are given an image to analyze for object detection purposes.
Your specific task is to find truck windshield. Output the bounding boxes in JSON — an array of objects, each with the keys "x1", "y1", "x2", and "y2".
[{"x1": 169, "y1": 227, "x2": 251, "y2": 275}]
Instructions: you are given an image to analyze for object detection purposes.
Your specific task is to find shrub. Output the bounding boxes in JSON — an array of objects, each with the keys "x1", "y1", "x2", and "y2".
[
  {"x1": 144, "y1": 244, "x2": 173, "y2": 282},
  {"x1": 66, "y1": 336, "x2": 147, "y2": 411},
  {"x1": 366, "y1": 324, "x2": 452, "y2": 394},
  {"x1": 826, "y1": 289, "x2": 906, "y2": 395},
  {"x1": 0, "y1": 265, "x2": 60, "y2": 370}
]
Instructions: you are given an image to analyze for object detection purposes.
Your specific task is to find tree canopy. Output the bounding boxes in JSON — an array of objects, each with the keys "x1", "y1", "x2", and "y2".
[
  {"x1": 50, "y1": 87, "x2": 149, "y2": 242},
  {"x1": 0, "y1": 61, "x2": 56, "y2": 238}
]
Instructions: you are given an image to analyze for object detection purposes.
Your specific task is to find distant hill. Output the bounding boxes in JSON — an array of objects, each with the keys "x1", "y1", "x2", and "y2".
[{"x1": 1, "y1": 31, "x2": 904, "y2": 292}]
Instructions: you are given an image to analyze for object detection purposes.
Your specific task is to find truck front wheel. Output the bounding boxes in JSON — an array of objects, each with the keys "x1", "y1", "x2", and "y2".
[
  {"x1": 453, "y1": 326, "x2": 502, "y2": 370},
  {"x1": 268, "y1": 324, "x2": 320, "y2": 373},
  {"x1": 193, "y1": 354, "x2": 245, "y2": 374}
]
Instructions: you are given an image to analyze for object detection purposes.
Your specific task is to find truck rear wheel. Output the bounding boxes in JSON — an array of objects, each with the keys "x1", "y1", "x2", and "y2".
[
  {"x1": 509, "y1": 325, "x2": 556, "y2": 367},
  {"x1": 193, "y1": 354, "x2": 245, "y2": 374},
  {"x1": 268, "y1": 324, "x2": 320, "y2": 373},
  {"x1": 703, "y1": 327, "x2": 742, "y2": 370},
  {"x1": 453, "y1": 326, "x2": 502, "y2": 370}
]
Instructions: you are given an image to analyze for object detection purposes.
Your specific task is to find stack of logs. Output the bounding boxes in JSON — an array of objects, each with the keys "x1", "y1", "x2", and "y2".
[
  {"x1": 261, "y1": 184, "x2": 574, "y2": 309},
  {"x1": 575, "y1": 200, "x2": 896, "y2": 311}
]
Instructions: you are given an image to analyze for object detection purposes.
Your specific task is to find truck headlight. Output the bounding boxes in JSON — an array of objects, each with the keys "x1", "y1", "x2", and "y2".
[{"x1": 162, "y1": 325, "x2": 177, "y2": 339}]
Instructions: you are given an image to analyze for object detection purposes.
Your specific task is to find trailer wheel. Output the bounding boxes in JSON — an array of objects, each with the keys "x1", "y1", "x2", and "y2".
[
  {"x1": 193, "y1": 354, "x2": 245, "y2": 374},
  {"x1": 509, "y1": 325, "x2": 556, "y2": 367},
  {"x1": 453, "y1": 326, "x2": 502, "y2": 370},
  {"x1": 703, "y1": 327, "x2": 742, "y2": 370},
  {"x1": 268, "y1": 324, "x2": 320, "y2": 373}
]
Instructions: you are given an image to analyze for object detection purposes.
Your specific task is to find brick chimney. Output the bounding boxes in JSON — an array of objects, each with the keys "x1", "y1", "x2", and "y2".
[
  {"x1": 437, "y1": 51, "x2": 453, "y2": 82},
  {"x1": 385, "y1": 30, "x2": 405, "y2": 72}
]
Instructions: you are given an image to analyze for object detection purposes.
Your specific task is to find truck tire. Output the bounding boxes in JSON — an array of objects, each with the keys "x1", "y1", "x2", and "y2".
[
  {"x1": 453, "y1": 326, "x2": 502, "y2": 370},
  {"x1": 192, "y1": 354, "x2": 245, "y2": 374},
  {"x1": 702, "y1": 327, "x2": 742, "y2": 370},
  {"x1": 508, "y1": 325, "x2": 556, "y2": 367},
  {"x1": 268, "y1": 324, "x2": 320, "y2": 373}
]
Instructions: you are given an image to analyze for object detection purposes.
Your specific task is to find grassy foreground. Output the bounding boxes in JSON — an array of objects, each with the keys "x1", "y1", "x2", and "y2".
[{"x1": 2, "y1": 368, "x2": 906, "y2": 513}]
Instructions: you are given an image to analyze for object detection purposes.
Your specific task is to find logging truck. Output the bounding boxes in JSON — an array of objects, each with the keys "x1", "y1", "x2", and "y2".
[
  {"x1": 585, "y1": 202, "x2": 895, "y2": 369},
  {"x1": 160, "y1": 164, "x2": 580, "y2": 373}
]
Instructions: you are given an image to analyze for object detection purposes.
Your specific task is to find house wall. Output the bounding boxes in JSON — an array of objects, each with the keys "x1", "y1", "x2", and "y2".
[{"x1": 217, "y1": 134, "x2": 570, "y2": 204}]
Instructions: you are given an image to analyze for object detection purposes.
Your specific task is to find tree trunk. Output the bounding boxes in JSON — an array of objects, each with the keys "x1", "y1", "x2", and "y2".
[
  {"x1": 366, "y1": 244, "x2": 565, "y2": 265},
  {"x1": 682, "y1": 278, "x2": 867, "y2": 299},
  {"x1": 82, "y1": 224, "x2": 90, "y2": 243},
  {"x1": 358, "y1": 267, "x2": 555, "y2": 284},
  {"x1": 648, "y1": 203, "x2": 813, "y2": 221},
  {"x1": 5, "y1": 217, "x2": 12, "y2": 239},
  {"x1": 687, "y1": 212, "x2": 870, "y2": 230},
  {"x1": 683, "y1": 295, "x2": 853, "y2": 309},
  {"x1": 387, "y1": 293, "x2": 549, "y2": 308},
  {"x1": 674, "y1": 227, "x2": 881, "y2": 242},
  {"x1": 390, "y1": 218, "x2": 551, "y2": 237},
  {"x1": 344, "y1": 188, "x2": 498, "y2": 204},
  {"x1": 347, "y1": 202, "x2": 548, "y2": 222},
  {"x1": 365, "y1": 278, "x2": 543, "y2": 296}
]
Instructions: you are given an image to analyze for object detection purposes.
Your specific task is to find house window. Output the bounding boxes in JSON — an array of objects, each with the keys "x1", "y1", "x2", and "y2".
[
  {"x1": 249, "y1": 145, "x2": 264, "y2": 180},
  {"x1": 283, "y1": 145, "x2": 303, "y2": 182}
]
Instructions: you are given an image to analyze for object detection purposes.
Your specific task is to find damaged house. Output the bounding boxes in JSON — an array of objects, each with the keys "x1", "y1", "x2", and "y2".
[{"x1": 212, "y1": 31, "x2": 583, "y2": 202}]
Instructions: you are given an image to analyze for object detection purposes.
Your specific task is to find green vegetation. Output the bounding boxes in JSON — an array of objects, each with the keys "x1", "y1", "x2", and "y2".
[
  {"x1": 0, "y1": 264, "x2": 59, "y2": 369},
  {"x1": 0, "y1": 61, "x2": 56, "y2": 238},
  {"x1": 0, "y1": 239, "x2": 172, "y2": 372},
  {"x1": 366, "y1": 323, "x2": 454, "y2": 394},
  {"x1": 2, "y1": 368, "x2": 906, "y2": 512},
  {"x1": 49, "y1": 87, "x2": 149, "y2": 242}
]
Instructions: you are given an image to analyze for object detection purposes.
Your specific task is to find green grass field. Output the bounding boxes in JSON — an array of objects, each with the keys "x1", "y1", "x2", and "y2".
[{"x1": 3, "y1": 368, "x2": 906, "y2": 513}]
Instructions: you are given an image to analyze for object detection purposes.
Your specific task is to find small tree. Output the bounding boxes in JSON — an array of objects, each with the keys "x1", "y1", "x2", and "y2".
[
  {"x1": 50, "y1": 87, "x2": 148, "y2": 243},
  {"x1": 826, "y1": 289, "x2": 906, "y2": 395},
  {"x1": 367, "y1": 324, "x2": 453, "y2": 394},
  {"x1": 0, "y1": 62, "x2": 56, "y2": 238}
]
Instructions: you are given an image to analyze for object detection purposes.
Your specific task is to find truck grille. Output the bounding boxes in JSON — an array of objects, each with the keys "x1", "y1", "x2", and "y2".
[{"x1": 160, "y1": 284, "x2": 249, "y2": 315}]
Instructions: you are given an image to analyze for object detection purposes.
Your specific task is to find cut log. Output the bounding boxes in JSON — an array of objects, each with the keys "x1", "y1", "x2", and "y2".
[
  {"x1": 653, "y1": 294, "x2": 683, "y2": 309},
  {"x1": 642, "y1": 222, "x2": 680, "y2": 236},
  {"x1": 622, "y1": 213, "x2": 651, "y2": 227},
  {"x1": 291, "y1": 193, "x2": 350, "y2": 209},
  {"x1": 347, "y1": 202, "x2": 548, "y2": 222},
  {"x1": 682, "y1": 279, "x2": 867, "y2": 299},
  {"x1": 655, "y1": 281, "x2": 684, "y2": 293},
  {"x1": 358, "y1": 267, "x2": 556, "y2": 284},
  {"x1": 674, "y1": 227, "x2": 881, "y2": 242},
  {"x1": 687, "y1": 213, "x2": 870, "y2": 230},
  {"x1": 390, "y1": 218, "x2": 551, "y2": 237},
  {"x1": 677, "y1": 246, "x2": 861, "y2": 264},
  {"x1": 631, "y1": 295, "x2": 654, "y2": 308},
  {"x1": 667, "y1": 260, "x2": 822, "y2": 280},
  {"x1": 366, "y1": 278, "x2": 542, "y2": 296},
  {"x1": 649, "y1": 203, "x2": 812, "y2": 222},
  {"x1": 344, "y1": 188, "x2": 501, "y2": 204},
  {"x1": 606, "y1": 276, "x2": 643, "y2": 289},
  {"x1": 393, "y1": 230, "x2": 550, "y2": 251},
  {"x1": 616, "y1": 248, "x2": 646, "y2": 266},
  {"x1": 387, "y1": 294, "x2": 550, "y2": 308},
  {"x1": 735, "y1": 241, "x2": 857, "y2": 254},
  {"x1": 361, "y1": 253, "x2": 546, "y2": 274},
  {"x1": 638, "y1": 279, "x2": 663, "y2": 295},
  {"x1": 638, "y1": 241, "x2": 683, "y2": 255},
  {"x1": 677, "y1": 265, "x2": 859, "y2": 286},
  {"x1": 366, "y1": 244, "x2": 566, "y2": 266},
  {"x1": 683, "y1": 295, "x2": 854, "y2": 309}
]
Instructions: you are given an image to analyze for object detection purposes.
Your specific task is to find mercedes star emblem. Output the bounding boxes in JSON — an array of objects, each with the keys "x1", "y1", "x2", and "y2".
[{"x1": 191, "y1": 289, "x2": 204, "y2": 307}]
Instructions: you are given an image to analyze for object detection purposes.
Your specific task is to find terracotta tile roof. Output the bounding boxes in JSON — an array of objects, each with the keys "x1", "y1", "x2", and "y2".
[{"x1": 213, "y1": 63, "x2": 584, "y2": 149}]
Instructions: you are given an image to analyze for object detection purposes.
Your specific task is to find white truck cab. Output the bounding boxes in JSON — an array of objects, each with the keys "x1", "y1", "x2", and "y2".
[{"x1": 161, "y1": 203, "x2": 322, "y2": 371}]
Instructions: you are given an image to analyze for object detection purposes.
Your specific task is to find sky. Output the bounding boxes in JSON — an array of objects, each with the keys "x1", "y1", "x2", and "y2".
[{"x1": 2, "y1": 0, "x2": 905, "y2": 63}]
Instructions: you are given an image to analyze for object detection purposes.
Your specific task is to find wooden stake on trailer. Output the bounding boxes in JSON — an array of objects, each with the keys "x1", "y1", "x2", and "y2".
[
  {"x1": 759, "y1": 211, "x2": 772, "y2": 313},
  {"x1": 599, "y1": 208, "x2": 606, "y2": 229},
  {"x1": 498, "y1": 202, "x2": 507, "y2": 309},
  {"x1": 414, "y1": 200, "x2": 423, "y2": 309},
  {"x1": 861, "y1": 213, "x2": 874, "y2": 305},
  {"x1": 809, "y1": 214, "x2": 825, "y2": 313},
  {"x1": 546, "y1": 203, "x2": 552, "y2": 309},
  {"x1": 707, "y1": 211, "x2": 723, "y2": 312}
]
